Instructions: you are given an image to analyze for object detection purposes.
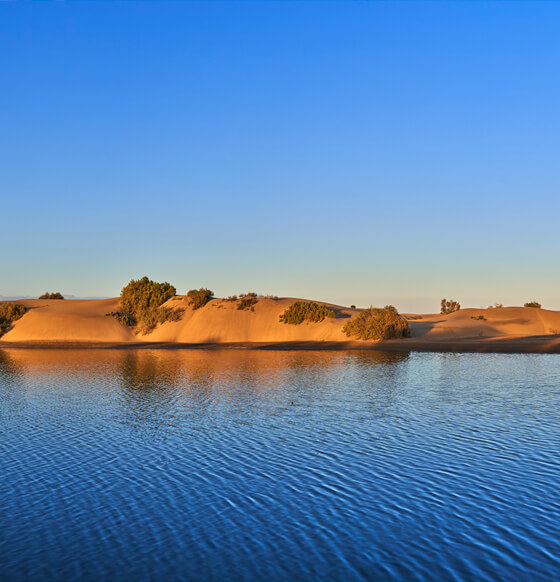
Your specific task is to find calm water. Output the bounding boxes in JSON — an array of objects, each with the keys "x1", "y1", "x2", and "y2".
[{"x1": 1, "y1": 349, "x2": 559, "y2": 582}]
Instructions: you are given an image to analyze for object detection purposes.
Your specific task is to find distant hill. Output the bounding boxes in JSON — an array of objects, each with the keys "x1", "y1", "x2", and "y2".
[
  {"x1": 0, "y1": 295, "x2": 108, "y2": 301},
  {"x1": 0, "y1": 296, "x2": 35, "y2": 301}
]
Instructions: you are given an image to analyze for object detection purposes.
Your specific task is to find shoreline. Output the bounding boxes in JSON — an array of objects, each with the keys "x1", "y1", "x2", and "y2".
[
  {"x1": 3, "y1": 298, "x2": 560, "y2": 354},
  {"x1": 1, "y1": 336, "x2": 560, "y2": 354}
]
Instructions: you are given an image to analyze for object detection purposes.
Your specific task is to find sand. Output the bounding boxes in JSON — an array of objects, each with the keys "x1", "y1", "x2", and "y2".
[
  {"x1": 1, "y1": 298, "x2": 560, "y2": 353},
  {"x1": 1, "y1": 298, "x2": 135, "y2": 343}
]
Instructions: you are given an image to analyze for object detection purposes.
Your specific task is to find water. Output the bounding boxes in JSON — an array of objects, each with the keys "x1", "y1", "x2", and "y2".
[{"x1": 1, "y1": 349, "x2": 559, "y2": 582}]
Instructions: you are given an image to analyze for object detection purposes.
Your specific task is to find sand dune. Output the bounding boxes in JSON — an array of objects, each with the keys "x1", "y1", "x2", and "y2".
[
  {"x1": 1, "y1": 298, "x2": 560, "y2": 353},
  {"x1": 2, "y1": 298, "x2": 135, "y2": 343},
  {"x1": 147, "y1": 297, "x2": 355, "y2": 343},
  {"x1": 408, "y1": 307, "x2": 560, "y2": 340}
]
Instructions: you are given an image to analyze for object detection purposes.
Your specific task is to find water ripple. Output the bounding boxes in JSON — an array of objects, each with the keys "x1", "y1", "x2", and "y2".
[{"x1": 1, "y1": 349, "x2": 560, "y2": 581}]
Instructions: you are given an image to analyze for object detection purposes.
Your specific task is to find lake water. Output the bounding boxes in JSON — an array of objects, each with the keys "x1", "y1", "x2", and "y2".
[{"x1": 1, "y1": 349, "x2": 559, "y2": 582}]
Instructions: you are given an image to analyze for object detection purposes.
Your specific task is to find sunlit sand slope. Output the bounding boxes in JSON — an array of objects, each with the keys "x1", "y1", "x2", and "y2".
[
  {"x1": 408, "y1": 307, "x2": 560, "y2": 340},
  {"x1": 145, "y1": 297, "x2": 353, "y2": 343},
  {"x1": 1, "y1": 298, "x2": 135, "y2": 342}
]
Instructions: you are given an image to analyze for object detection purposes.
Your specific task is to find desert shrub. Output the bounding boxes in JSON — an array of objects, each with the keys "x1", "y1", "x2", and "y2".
[
  {"x1": 471, "y1": 315, "x2": 487, "y2": 321},
  {"x1": 105, "y1": 311, "x2": 135, "y2": 327},
  {"x1": 39, "y1": 292, "x2": 64, "y2": 300},
  {"x1": 262, "y1": 294, "x2": 279, "y2": 300},
  {"x1": 524, "y1": 301, "x2": 541, "y2": 308},
  {"x1": 186, "y1": 288, "x2": 214, "y2": 310},
  {"x1": 225, "y1": 295, "x2": 238, "y2": 302},
  {"x1": 279, "y1": 301, "x2": 336, "y2": 325},
  {"x1": 120, "y1": 277, "x2": 176, "y2": 314},
  {"x1": 350, "y1": 305, "x2": 356, "y2": 309},
  {"x1": 343, "y1": 306, "x2": 410, "y2": 340},
  {"x1": 135, "y1": 306, "x2": 184, "y2": 335},
  {"x1": 488, "y1": 303, "x2": 503, "y2": 309},
  {"x1": 117, "y1": 277, "x2": 181, "y2": 334},
  {"x1": 0, "y1": 303, "x2": 27, "y2": 336},
  {"x1": 441, "y1": 298, "x2": 461, "y2": 315},
  {"x1": 237, "y1": 293, "x2": 258, "y2": 311}
]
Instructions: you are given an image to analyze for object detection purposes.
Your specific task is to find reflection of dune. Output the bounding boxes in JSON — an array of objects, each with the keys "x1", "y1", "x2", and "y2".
[
  {"x1": 2, "y1": 348, "x2": 408, "y2": 414},
  {"x1": 2, "y1": 299, "x2": 560, "y2": 353},
  {"x1": 0, "y1": 350, "x2": 24, "y2": 380}
]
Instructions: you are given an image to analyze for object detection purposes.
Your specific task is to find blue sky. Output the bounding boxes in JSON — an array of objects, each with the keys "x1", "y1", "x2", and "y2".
[{"x1": 2, "y1": 2, "x2": 559, "y2": 312}]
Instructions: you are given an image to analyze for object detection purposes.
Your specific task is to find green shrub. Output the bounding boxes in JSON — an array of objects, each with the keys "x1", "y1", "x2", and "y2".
[
  {"x1": 441, "y1": 298, "x2": 461, "y2": 314},
  {"x1": 343, "y1": 306, "x2": 410, "y2": 340},
  {"x1": 279, "y1": 301, "x2": 336, "y2": 325},
  {"x1": 471, "y1": 315, "x2": 486, "y2": 321},
  {"x1": 524, "y1": 301, "x2": 541, "y2": 308},
  {"x1": 0, "y1": 303, "x2": 27, "y2": 336},
  {"x1": 39, "y1": 292, "x2": 64, "y2": 300},
  {"x1": 120, "y1": 276, "x2": 176, "y2": 314},
  {"x1": 237, "y1": 293, "x2": 258, "y2": 311},
  {"x1": 225, "y1": 295, "x2": 238, "y2": 302},
  {"x1": 105, "y1": 311, "x2": 135, "y2": 327},
  {"x1": 135, "y1": 306, "x2": 184, "y2": 335},
  {"x1": 186, "y1": 288, "x2": 214, "y2": 310},
  {"x1": 116, "y1": 277, "x2": 181, "y2": 334}
]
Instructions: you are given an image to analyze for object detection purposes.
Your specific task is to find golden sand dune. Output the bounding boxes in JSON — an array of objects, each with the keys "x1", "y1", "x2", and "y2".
[
  {"x1": 148, "y1": 297, "x2": 354, "y2": 343},
  {"x1": 408, "y1": 307, "x2": 560, "y2": 340},
  {"x1": 403, "y1": 307, "x2": 560, "y2": 353},
  {"x1": 1, "y1": 298, "x2": 560, "y2": 353},
  {"x1": 2, "y1": 298, "x2": 135, "y2": 343}
]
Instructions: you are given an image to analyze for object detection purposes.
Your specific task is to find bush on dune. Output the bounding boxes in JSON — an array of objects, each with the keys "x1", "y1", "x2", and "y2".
[
  {"x1": 0, "y1": 303, "x2": 27, "y2": 336},
  {"x1": 134, "y1": 305, "x2": 184, "y2": 335},
  {"x1": 237, "y1": 293, "x2": 258, "y2": 311},
  {"x1": 108, "y1": 277, "x2": 183, "y2": 334},
  {"x1": 39, "y1": 292, "x2": 64, "y2": 299},
  {"x1": 279, "y1": 301, "x2": 335, "y2": 325},
  {"x1": 343, "y1": 306, "x2": 410, "y2": 340},
  {"x1": 105, "y1": 311, "x2": 135, "y2": 327},
  {"x1": 186, "y1": 288, "x2": 214, "y2": 310},
  {"x1": 524, "y1": 301, "x2": 542, "y2": 308},
  {"x1": 440, "y1": 298, "x2": 461, "y2": 315},
  {"x1": 120, "y1": 277, "x2": 176, "y2": 314}
]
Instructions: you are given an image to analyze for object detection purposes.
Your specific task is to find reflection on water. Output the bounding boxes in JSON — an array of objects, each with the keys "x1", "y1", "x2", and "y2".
[{"x1": 0, "y1": 348, "x2": 559, "y2": 582}]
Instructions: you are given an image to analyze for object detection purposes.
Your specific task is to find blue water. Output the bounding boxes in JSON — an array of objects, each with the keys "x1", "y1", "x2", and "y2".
[{"x1": 1, "y1": 349, "x2": 559, "y2": 582}]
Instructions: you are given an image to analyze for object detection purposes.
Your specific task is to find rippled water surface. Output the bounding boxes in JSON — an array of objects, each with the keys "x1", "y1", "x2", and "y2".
[{"x1": 1, "y1": 349, "x2": 559, "y2": 581}]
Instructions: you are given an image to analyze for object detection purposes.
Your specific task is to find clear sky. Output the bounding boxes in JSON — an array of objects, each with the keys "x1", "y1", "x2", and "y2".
[{"x1": 2, "y1": 2, "x2": 559, "y2": 312}]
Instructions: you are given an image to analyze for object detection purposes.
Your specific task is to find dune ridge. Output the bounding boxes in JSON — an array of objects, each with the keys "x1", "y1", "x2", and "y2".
[{"x1": 1, "y1": 298, "x2": 560, "y2": 353}]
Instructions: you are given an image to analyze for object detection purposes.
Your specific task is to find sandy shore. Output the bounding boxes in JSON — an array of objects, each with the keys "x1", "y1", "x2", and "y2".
[
  {"x1": 1, "y1": 298, "x2": 560, "y2": 354},
  {"x1": 1, "y1": 338, "x2": 559, "y2": 354}
]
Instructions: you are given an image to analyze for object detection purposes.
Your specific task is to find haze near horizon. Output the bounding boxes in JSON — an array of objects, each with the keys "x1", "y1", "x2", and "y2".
[{"x1": 2, "y1": 2, "x2": 559, "y2": 312}]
